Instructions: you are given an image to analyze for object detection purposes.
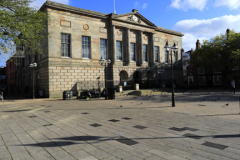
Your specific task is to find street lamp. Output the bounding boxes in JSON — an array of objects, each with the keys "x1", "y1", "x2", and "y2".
[
  {"x1": 164, "y1": 42, "x2": 178, "y2": 107},
  {"x1": 29, "y1": 62, "x2": 37, "y2": 99},
  {"x1": 99, "y1": 57, "x2": 111, "y2": 99}
]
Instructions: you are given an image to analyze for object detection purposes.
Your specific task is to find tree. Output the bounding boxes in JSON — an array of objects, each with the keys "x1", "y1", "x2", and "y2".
[
  {"x1": 192, "y1": 30, "x2": 240, "y2": 88},
  {"x1": 0, "y1": 0, "x2": 48, "y2": 56}
]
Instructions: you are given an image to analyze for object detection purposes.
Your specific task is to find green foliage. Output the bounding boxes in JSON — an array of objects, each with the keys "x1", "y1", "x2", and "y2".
[
  {"x1": 0, "y1": 0, "x2": 48, "y2": 55},
  {"x1": 192, "y1": 30, "x2": 240, "y2": 73}
]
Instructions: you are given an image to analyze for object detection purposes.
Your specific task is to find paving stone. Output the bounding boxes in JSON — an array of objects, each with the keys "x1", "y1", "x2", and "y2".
[
  {"x1": 108, "y1": 119, "x2": 120, "y2": 122},
  {"x1": 70, "y1": 150, "x2": 91, "y2": 159},
  {"x1": 123, "y1": 155, "x2": 144, "y2": 160},
  {"x1": 109, "y1": 149, "x2": 133, "y2": 159},
  {"x1": 145, "y1": 155, "x2": 167, "y2": 160},
  {"x1": 0, "y1": 151, "x2": 12, "y2": 159},
  {"x1": 132, "y1": 125, "x2": 147, "y2": 129},
  {"x1": 50, "y1": 150, "x2": 75, "y2": 159},
  {"x1": 202, "y1": 141, "x2": 228, "y2": 150},
  {"x1": 104, "y1": 156, "x2": 121, "y2": 160},
  {"x1": 116, "y1": 136, "x2": 139, "y2": 146},
  {"x1": 188, "y1": 155, "x2": 211, "y2": 160},
  {"x1": 81, "y1": 156, "x2": 98, "y2": 160},
  {"x1": 88, "y1": 149, "x2": 112, "y2": 159},
  {"x1": 167, "y1": 148, "x2": 193, "y2": 158}
]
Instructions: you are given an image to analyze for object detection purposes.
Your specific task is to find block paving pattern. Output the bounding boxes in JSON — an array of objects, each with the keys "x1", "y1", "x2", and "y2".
[{"x1": 0, "y1": 92, "x2": 240, "y2": 159}]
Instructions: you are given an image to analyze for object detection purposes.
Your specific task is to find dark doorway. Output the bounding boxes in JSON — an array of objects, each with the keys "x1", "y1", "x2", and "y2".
[
  {"x1": 133, "y1": 71, "x2": 142, "y2": 88},
  {"x1": 119, "y1": 70, "x2": 128, "y2": 87}
]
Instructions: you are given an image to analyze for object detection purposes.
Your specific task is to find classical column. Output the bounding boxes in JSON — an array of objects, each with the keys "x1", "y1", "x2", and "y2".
[
  {"x1": 126, "y1": 28, "x2": 131, "y2": 65},
  {"x1": 139, "y1": 31, "x2": 143, "y2": 66},
  {"x1": 150, "y1": 33, "x2": 154, "y2": 66},
  {"x1": 111, "y1": 25, "x2": 116, "y2": 64}
]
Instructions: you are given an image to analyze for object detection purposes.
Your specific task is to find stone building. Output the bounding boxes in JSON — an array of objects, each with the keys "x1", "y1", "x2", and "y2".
[{"x1": 18, "y1": 1, "x2": 184, "y2": 98}]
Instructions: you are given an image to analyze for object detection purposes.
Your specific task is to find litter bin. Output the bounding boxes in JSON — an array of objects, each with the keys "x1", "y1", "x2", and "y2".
[
  {"x1": 108, "y1": 88, "x2": 115, "y2": 99},
  {"x1": 63, "y1": 91, "x2": 73, "y2": 100}
]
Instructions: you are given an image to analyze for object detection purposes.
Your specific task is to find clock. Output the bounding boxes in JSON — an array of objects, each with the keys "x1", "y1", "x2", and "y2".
[{"x1": 133, "y1": 15, "x2": 138, "y2": 22}]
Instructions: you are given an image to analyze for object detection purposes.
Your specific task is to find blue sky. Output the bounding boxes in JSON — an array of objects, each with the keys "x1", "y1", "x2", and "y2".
[{"x1": 1, "y1": 0, "x2": 240, "y2": 67}]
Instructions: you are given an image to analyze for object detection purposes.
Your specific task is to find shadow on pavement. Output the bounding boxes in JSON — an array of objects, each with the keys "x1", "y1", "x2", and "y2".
[{"x1": 17, "y1": 133, "x2": 240, "y2": 148}]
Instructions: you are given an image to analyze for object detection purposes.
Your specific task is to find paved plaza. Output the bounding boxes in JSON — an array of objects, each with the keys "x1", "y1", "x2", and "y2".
[{"x1": 0, "y1": 92, "x2": 240, "y2": 160}]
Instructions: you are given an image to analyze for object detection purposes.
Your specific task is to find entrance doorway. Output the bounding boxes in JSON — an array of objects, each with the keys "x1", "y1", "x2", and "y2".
[{"x1": 119, "y1": 71, "x2": 128, "y2": 87}]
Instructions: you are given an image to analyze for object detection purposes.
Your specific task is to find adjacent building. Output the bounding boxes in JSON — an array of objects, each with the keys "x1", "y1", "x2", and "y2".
[{"x1": 15, "y1": 1, "x2": 184, "y2": 98}]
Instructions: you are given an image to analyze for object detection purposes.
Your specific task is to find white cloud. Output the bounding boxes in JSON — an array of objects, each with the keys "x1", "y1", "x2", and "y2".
[
  {"x1": 170, "y1": 0, "x2": 208, "y2": 11},
  {"x1": 134, "y1": 2, "x2": 139, "y2": 7},
  {"x1": 142, "y1": 3, "x2": 148, "y2": 9},
  {"x1": 214, "y1": 0, "x2": 240, "y2": 10},
  {"x1": 30, "y1": 0, "x2": 70, "y2": 9},
  {"x1": 174, "y1": 14, "x2": 240, "y2": 50}
]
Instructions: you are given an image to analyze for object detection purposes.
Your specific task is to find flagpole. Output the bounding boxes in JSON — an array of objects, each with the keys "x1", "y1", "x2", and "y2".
[{"x1": 114, "y1": 0, "x2": 116, "y2": 14}]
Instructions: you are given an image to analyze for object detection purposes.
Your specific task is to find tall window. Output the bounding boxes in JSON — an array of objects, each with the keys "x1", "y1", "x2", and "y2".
[
  {"x1": 154, "y1": 46, "x2": 159, "y2": 62},
  {"x1": 82, "y1": 36, "x2": 90, "y2": 58},
  {"x1": 100, "y1": 39, "x2": 107, "y2": 59},
  {"x1": 61, "y1": 33, "x2": 71, "y2": 57},
  {"x1": 165, "y1": 50, "x2": 168, "y2": 63},
  {"x1": 130, "y1": 43, "x2": 135, "y2": 61},
  {"x1": 116, "y1": 41, "x2": 122, "y2": 60},
  {"x1": 143, "y1": 45, "x2": 147, "y2": 62}
]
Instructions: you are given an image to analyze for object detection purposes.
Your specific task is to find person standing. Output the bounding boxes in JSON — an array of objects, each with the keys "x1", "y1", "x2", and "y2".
[{"x1": 230, "y1": 80, "x2": 235, "y2": 94}]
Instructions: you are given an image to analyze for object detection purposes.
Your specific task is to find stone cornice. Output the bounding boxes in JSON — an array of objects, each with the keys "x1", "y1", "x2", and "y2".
[
  {"x1": 156, "y1": 27, "x2": 184, "y2": 37},
  {"x1": 40, "y1": 1, "x2": 183, "y2": 37},
  {"x1": 40, "y1": 1, "x2": 108, "y2": 19}
]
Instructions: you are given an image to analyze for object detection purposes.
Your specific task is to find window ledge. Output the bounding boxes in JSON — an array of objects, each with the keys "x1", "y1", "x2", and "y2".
[
  {"x1": 61, "y1": 56, "x2": 71, "y2": 59},
  {"x1": 82, "y1": 58, "x2": 91, "y2": 60}
]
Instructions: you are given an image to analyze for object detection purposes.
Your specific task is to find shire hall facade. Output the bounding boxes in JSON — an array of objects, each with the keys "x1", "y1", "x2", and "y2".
[{"x1": 18, "y1": 1, "x2": 184, "y2": 98}]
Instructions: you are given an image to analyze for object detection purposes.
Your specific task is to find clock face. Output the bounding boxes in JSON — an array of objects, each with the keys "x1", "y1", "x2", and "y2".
[{"x1": 133, "y1": 16, "x2": 138, "y2": 22}]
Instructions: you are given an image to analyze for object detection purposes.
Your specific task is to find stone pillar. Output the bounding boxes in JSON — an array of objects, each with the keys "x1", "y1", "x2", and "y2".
[
  {"x1": 112, "y1": 25, "x2": 116, "y2": 64},
  {"x1": 150, "y1": 33, "x2": 154, "y2": 66},
  {"x1": 126, "y1": 28, "x2": 131, "y2": 65},
  {"x1": 138, "y1": 31, "x2": 143, "y2": 66}
]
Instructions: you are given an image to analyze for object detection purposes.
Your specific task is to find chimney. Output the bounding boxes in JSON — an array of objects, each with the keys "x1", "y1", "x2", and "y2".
[
  {"x1": 196, "y1": 39, "x2": 200, "y2": 50},
  {"x1": 132, "y1": 9, "x2": 138, "y2": 13},
  {"x1": 226, "y1": 28, "x2": 230, "y2": 40}
]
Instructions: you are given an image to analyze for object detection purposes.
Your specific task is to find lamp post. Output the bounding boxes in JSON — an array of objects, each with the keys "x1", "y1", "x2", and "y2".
[
  {"x1": 164, "y1": 42, "x2": 178, "y2": 107},
  {"x1": 29, "y1": 63, "x2": 37, "y2": 99},
  {"x1": 99, "y1": 57, "x2": 111, "y2": 99}
]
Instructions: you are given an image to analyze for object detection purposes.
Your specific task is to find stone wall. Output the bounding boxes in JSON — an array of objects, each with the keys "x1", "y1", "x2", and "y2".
[{"x1": 44, "y1": 7, "x2": 183, "y2": 98}]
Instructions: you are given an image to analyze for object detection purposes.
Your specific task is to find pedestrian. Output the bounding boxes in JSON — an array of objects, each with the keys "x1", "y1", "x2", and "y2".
[
  {"x1": 230, "y1": 80, "x2": 235, "y2": 94},
  {"x1": 86, "y1": 89, "x2": 91, "y2": 99}
]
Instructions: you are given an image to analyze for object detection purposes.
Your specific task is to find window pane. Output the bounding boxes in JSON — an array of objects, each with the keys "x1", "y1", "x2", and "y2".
[
  {"x1": 143, "y1": 45, "x2": 147, "y2": 62},
  {"x1": 100, "y1": 39, "x2": 107, "y2": 59},
  {"x1": 116, "y1": 41, "x2": 122, "y2": 60},
  {"x1": 61, "y1": 33, "x2": 71, "y2": 57},
  {"x1": 131, "y1": 43, "x2": 135, "y2": 61},
  {"x1": 154, "y1": 46, "x2": 159, "y2": 62},
  {"x1": 82, "y1": 36, "x2": 90, "y2": 58}
]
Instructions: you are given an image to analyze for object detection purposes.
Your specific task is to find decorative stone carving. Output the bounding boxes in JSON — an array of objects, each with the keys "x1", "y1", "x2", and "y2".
[
  {"x1": 60, "y1": 20, "x2": 71, "y2": 27},
  {"x1": 144, "y1": 35, "x2": 148, "y2": 40},
  {"x1": 154, "y1": 37, "x2": 159, "y2": 42},
  {"x1": 99, "y1": 27, "x2": 107, "y2": 33},
  {"x1": 117, "y1": 30, "x2": 122, "y2": 36},
  {"x1": 127, "y1": 15, "x2": 141, "y2": 24},
  {"x1": 83, "y1": 24, "x2": 89, "y2": 30}
]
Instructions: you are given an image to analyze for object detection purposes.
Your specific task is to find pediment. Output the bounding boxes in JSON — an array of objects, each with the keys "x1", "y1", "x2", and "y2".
[{"x1": 114, "y1": 13, "x2": 156, "y2": 27}]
